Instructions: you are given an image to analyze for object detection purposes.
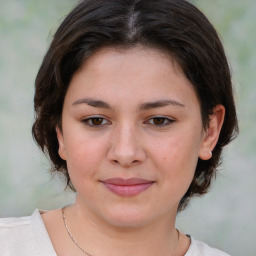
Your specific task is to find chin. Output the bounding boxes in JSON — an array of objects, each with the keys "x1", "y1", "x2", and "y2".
[
  {"x1": 99, "y1": 206, "x2": 155, "y2": 228},
  {"x1": 107, "y1": 216, "x2": 151, "y2": 229}
]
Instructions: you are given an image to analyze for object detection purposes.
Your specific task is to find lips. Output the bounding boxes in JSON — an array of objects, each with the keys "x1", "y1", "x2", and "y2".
[{"x1": 101, "y1": 178, "x2": 154, "y2": 197}]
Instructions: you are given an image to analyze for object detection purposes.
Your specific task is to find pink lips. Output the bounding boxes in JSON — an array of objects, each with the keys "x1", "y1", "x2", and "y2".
[{"x1": 101, "y1": 178, "x2": 154, "y2": 197}]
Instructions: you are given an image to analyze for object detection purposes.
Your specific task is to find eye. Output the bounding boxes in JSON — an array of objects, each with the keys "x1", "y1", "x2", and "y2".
[
  {"x1": 145, "y1": 116, "x2": 174, "y2": 127},
  {"x1": 82, "y1": 116, "x2": 111, "y2": 127}
]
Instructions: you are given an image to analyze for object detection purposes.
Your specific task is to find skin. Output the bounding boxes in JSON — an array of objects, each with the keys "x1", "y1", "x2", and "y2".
[{"x1": 42, "y1": 46, "x2": 225, "y2": 256}]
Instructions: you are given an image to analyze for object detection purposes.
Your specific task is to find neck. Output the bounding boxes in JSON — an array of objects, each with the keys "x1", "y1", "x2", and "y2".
[{"x1": 64, "y1": 199, "x2": 179, "y2": 256}]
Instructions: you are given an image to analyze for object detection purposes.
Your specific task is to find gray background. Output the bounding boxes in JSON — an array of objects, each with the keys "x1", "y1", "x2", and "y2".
[{"x1": 0, "y1": 1, "x2": 255, "y2": 255}]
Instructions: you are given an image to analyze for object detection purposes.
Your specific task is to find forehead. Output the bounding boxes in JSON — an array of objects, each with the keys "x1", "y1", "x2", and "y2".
[
  {"x1": 79, "y1": 46, "x2": 184, "y2": 78},
  {"x1": 65, "y1": 46, "x2": 200, "y2": 111}
]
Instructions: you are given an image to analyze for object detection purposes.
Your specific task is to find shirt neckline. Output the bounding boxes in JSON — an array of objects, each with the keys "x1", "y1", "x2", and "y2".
[{"x1": 34, "y1": 208, "x2": 196, "y2": 256}]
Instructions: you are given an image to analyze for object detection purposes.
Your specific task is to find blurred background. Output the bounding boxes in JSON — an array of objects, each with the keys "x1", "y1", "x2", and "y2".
[{"x1": 0, "y1": 0, "x2": 255, "y2": 255}]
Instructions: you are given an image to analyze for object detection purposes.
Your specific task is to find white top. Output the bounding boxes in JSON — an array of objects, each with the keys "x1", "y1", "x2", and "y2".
[{"x1": 0, "y1": 209, "x2": 231, "y2": 256}]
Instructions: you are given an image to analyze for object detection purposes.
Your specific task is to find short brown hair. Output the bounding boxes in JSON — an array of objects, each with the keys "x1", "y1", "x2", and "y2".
[{"x1": 32, "y1": 0, "x2": 238, "y2": 211}]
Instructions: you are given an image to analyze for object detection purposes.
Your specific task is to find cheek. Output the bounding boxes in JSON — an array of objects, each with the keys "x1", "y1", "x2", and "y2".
[
  {"x1": 151, "y1": 132, "x2": 200, "y2": 184},
  {"x1": 153, "y1": 134, "x2": 191, "y2": 164},
  {"x1": 64, "y1": 136, "x2": 106, "y2": 183}
]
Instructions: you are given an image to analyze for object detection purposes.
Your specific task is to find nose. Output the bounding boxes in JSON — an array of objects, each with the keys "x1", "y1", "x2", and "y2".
[{"x1": 107, "y1": 123, "x2": 146, "y2": 168}]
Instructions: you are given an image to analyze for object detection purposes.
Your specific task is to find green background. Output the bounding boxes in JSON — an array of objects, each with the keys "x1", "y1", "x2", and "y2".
[{"x1": 0, "y1": 1, "x2": 255, "y2": 255}]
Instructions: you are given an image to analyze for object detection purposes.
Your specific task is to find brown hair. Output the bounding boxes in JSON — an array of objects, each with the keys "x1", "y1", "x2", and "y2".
[{"x1": 32, "y1": 0, "x2": 238, "y2": 211}]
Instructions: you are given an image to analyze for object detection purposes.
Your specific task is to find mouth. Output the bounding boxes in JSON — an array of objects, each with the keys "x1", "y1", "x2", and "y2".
[{"x1": 101, "y1": 178, "x2": 155, "y2": 197}]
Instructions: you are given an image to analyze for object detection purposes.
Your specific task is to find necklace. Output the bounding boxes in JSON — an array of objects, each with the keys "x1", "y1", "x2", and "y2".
[{"x1": 62, "y1": 206, "x2": 180, "y2": 256}]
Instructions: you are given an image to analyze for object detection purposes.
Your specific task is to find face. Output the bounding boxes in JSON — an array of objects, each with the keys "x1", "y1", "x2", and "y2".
[{"x1": 56, "y1": 46, "x2": 217, "y2": 228}]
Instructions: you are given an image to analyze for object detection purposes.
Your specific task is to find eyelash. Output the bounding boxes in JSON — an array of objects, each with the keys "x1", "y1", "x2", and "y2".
[
  {"x1": 145, "y1": 116, "x2": 175, "y2": 127},
  {"x1": 81, "y1": 116, "x2": 175, "y2": 128},
  {"x1": 82, "y1": 116, "x2": 111, "y2": 127}
]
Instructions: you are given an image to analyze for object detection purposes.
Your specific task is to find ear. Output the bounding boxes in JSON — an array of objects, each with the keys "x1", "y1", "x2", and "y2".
[
  {"x1": 56, "y1": 126, "x2": 67, "y2": 160},
  {"x1": 199, "y1": 105, "x2": 225, "y2": 160}
]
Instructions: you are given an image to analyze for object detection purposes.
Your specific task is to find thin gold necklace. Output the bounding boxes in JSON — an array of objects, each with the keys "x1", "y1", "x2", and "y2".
[{"x1": 62, "y1": 206, "x2": 180, "y2": 256}]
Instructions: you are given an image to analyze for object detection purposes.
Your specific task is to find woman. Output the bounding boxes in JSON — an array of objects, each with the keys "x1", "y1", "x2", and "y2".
[{"x1": 0, "y1": 0, "x2": 238, "y2": 255}]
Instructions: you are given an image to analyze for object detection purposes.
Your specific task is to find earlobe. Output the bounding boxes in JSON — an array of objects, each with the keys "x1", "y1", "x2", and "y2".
[
  {"x1": 56, "y1": 126, "x2": 67, "y2": 160},
  {"x1": 199, "y1": 105, "x2": 225, "y2": 160}
]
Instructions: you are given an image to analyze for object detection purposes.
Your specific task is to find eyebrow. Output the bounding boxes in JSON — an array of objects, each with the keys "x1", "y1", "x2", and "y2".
[
  {"x1": 72, "y1": 98, "x2": 185, "y2": 110},
  {"x1": 72, "y1": 98, "x2": 111, "y2": 109},
  {"x1": 138, "y1": 99, "x2": 185, "y2": 111}
]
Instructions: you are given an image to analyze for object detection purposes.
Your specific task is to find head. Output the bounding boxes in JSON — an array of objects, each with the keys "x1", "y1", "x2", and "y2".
[{"x1": 32, "y1": 0, "x2": 238, "y2": 212}]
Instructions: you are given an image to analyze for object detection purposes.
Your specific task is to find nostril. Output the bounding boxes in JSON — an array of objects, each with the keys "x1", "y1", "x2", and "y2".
[{"x1": 111, "y1": 158, "x2": 141, "y2": 168}]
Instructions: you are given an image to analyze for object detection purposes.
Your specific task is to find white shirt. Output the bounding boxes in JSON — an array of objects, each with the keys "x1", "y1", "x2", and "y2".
[{"x1": 0, "y1": 209, "x2": 231, "y2": 256}]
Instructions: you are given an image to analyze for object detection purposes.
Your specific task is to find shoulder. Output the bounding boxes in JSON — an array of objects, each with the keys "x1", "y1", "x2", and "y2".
[
  {"x1": 0, "y1": 209, "x2": 56, "y2": 256},
  {"x1": 0, "y1": 212, "x2": 36, "y2": 244},
  {"x1": 185, "y1": 236, "x2": 231, "y2": 256}
]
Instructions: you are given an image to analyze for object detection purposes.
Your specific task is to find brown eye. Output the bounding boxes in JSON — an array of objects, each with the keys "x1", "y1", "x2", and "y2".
[
  {"x1": 91, "y1": 118, "x2": 104, "y2": 125},
  {"x1": 146, "y1": 116, "x2": 174, "y2": 127},
  {"x1": 82, "y1": 116, "x2": 110, "y2": 127},
  {"x1": 152, "y1": 117, "x2": 166, "y2": 126}
]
